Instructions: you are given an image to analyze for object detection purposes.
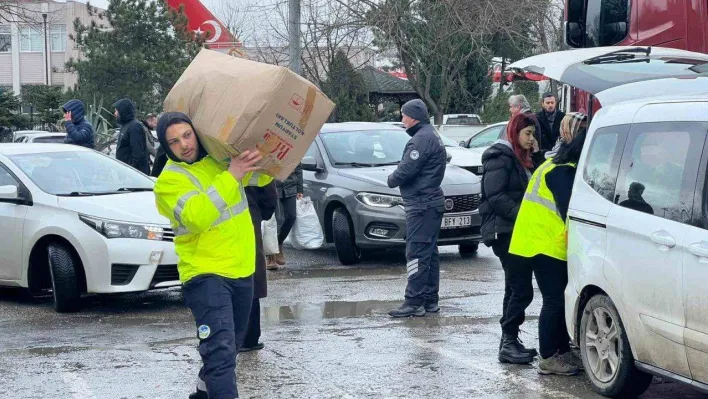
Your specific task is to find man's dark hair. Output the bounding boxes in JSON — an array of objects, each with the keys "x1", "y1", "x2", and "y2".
[
  {"x1": 145, "y1": 113, "x2": 157, "y2": 119},
  {"x1": 542, "y1": 92, "x2": 556, "y2": 101}
]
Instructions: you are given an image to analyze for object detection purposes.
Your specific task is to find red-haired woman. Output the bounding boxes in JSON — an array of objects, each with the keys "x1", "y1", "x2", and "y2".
[{"x1": 479, "y1": 112, "x2": 538, "y2": 364}]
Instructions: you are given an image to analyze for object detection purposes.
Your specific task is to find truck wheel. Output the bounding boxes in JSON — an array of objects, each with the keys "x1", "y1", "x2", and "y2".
[
  {"x1": 580, "y1": 294, "x2": 652, "y2": 398},
  {"x1": 459, "y1": 243, "x2": 479, "y2": 258},
  {"x1": 332, "y1": 208, "x2": 363, "y2": 265},
  {"x1": 48, "y1": 243, "x2": 82, "y2": 313}
]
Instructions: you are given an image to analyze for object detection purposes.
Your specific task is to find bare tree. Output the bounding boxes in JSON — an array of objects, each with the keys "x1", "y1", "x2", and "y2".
[
  {"x1": 217, "y1": 0, "x2": 375, "y2": 87},
  {"x1": 339, "y1": 0, "x2": 557, "y2": 123}
]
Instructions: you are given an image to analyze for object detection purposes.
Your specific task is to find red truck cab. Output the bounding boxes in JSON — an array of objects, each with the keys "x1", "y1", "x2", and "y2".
[{"x1": 564, "y1": 0, "x2": 708, "y2": 113}]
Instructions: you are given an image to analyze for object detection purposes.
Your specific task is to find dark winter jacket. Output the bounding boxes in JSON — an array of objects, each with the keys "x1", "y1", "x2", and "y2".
[
  {"x1": 151, "y1": 146, "x2": 168, "y2": 177},
  {"x1": 114, "y1": 99, "x2": 149, "y2": 174},
  {"x1": 387, "y1": 122, "x2": 446, "y2": 209},
  {"x1": 276, "y1": 164, "x2": 303, "y2": 199},
  {"x1": 246, "y1": 181, "x2": 278, "y2": 299},
  {"x1": 62, "y1": 100, "x2": 95, "y2": 149},
  {"x1": 479, "y1": 140, "x2": 532, "y2": 246},
  {"x1": 536, "y1": 109, "x2": 566, "y2": 153}
]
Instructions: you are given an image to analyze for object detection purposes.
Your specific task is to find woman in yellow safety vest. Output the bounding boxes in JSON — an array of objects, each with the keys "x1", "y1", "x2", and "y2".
[
  {"x1": 508, "y1": 112, "x2": 587, "y2": 376},
  {"x1": 153, "y1": 112, "x2": 272, "y2": 399}
]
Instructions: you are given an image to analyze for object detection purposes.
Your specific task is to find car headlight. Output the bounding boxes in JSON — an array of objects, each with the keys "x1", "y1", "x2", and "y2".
[
  {"x1": 79, "y1": 214, "x2": 165, "y2": 240},
  {"x1": 356, "y1": 192, "x2": 403, "y2": 208}
]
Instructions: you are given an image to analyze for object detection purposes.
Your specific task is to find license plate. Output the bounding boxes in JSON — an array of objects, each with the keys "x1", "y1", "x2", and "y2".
[{"x1": 441, "y1": 215, "x2": 472, "y2": 229}]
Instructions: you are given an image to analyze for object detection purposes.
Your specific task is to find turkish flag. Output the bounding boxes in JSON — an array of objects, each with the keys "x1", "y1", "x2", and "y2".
[{"x1": 166, "y1": 0, "x2": 236, "y2": 47}]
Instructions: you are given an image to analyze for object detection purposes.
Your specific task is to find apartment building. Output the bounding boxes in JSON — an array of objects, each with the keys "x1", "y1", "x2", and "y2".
[{"x1": 0, "y1": 1, "x2": 103, "y2": 95}]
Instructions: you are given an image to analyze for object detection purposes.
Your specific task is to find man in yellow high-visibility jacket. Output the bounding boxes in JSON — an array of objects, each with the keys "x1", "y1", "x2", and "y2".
[{"x1": 154, "y1": 112, "x2": 272, "y2": 399}]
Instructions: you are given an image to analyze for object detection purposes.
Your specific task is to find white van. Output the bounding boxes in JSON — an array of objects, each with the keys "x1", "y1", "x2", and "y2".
[{"x1": 511, "y1": 47, "x2": 708, "y2": 397}]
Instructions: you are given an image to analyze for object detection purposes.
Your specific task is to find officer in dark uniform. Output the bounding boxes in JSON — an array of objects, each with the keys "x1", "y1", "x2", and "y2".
[{"x1": 387, "y1": 99, "x2": 447, "y2": 317}]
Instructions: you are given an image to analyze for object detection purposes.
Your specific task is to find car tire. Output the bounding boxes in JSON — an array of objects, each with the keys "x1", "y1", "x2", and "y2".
[
  {"x1": 332, "y1": 207, "x2": 363, "y2": 265},
  {"x1": 459, "y1": 243, "x2": 479, "y2": 258},
  {"x1": 48, "y1": 243, "x2": 82, "y2": 313},
  {"x1": 580, "y1": 294, "x2": 652, "y2": 398}
]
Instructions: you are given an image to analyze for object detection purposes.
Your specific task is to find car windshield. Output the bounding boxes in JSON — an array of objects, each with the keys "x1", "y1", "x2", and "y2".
[
  {"x1": 320, "y1": 129, "x2": 410, "y2": 166},
  {"x1": 440, "y1": 134, "x2": 459, "y2": 147},
  {"x1": 8, "y1": 151, "x2": 154, "y2": 196}
]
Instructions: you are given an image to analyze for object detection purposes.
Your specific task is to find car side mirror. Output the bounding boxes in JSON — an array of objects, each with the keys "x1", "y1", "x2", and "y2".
[
  {"x1": 0, "y1": 185, "x2": 19, "y2": 201},
  {"x1": 458, "y1": 141, "x2": 466, "y2": 147},
  {"x1": 446, "y1": 152, "x2": 453, "y2": 163},
  {"x1": 565, "y1": 21, "x2": 584, "y2": 48},
  {"x1": 301, "y1": 156, "x2": 321, "y2": 171}
]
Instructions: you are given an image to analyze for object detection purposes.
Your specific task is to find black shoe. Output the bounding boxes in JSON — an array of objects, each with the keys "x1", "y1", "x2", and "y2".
[
  {"x1": 498, "y1": 333, "x2": 535, "y2": 364},
  {"x1": 499, "y1": 333, "x2": 538, "y2": 357},
  {"x1": 424, "y1": 303, "x2": 440, "y2": 313},
  {"x1": 188, "y1": 388, "x2": 208, "y2": 399},
  {"x1": 388, "y1": 303, "x2": 425, "y2": 318},
  {"x1": 239, "y1": 343, "x2": 265, "y2": 353}
]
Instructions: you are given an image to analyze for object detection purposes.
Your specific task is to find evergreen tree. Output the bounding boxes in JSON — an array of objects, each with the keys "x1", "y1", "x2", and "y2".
[
  {"x1": 22, "y1": 85, "x2": 68, "y2": 125},
  {"x1": 65, "y1": 0, "x2": 204, "y2": 114},
  {"x1": 323, "y1": 50, "x2": 374, "y2": 122},
  {"x1": 0, "y1": 90, "x2": 30, "y2": 131}
]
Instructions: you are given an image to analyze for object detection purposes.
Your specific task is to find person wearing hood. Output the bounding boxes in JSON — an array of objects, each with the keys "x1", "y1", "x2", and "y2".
[
  {"x1": 141, "y1": 113, "x2": 158, "y2": 171},
  {"x1": 114, "y1": 98, "x2": 150, "y2": 174},
  {"x1": 544, "y1": 112, "x2": 587, "y2": 160},
  {"x1": 479, "y1": 112, "x2": 538, "y2": 365},
  {"x1": 152, "y1": 112, "x2": 273, "y2": 399},
  {"x1": 386, "y1": 99, "x2": 447, "y2": 318},
  {"x1": 61, "y1": 99, "x2": 95, "y2": 149}
]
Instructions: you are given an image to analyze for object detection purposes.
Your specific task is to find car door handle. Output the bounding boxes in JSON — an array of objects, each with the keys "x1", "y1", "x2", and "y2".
[
  {"x1": 651, "y1": 231, "x2": 676, "y2": 249},
  {"x1": 688, "y1": 242, "x2": 708, "y2": 258}
]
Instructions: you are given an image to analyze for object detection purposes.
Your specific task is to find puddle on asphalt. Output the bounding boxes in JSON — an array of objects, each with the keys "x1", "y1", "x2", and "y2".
[{"x1": 262, "y1": 293, "x2": 487, "y2": 324}]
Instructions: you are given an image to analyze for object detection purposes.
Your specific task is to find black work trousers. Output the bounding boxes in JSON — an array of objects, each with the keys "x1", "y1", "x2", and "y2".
[
  {"x1": 495, "y1": 235, "x2": 534, "y2": 338},
  {"x1": 277, "y1": 196, "x2": 297, "y2": 246},
  {"x1": 404, "y1": 206, "x2": 444, "y2": 307},
  {"x1": 530, "y1": 254, "x2": 571, "y2": 359},
  {"x1": 183, "y1": 275, "x2": 253, "y2": 399},
  {"x1": 243, "y1": 297, "x2": 261, "y2": 347}
]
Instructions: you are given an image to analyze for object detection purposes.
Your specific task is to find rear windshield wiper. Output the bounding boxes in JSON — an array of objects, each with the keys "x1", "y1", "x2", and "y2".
[
  {"x1": 585, "y1": 47, "x2": 652, "y2": 65},
  {"x1": 116, "y1": 187, "x2": 153, "y2": 192}
]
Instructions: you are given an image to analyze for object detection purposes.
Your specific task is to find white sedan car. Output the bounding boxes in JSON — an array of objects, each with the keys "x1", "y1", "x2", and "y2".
[{"x1": 0, "y1": 144, "x2": 179, "y2": 312}]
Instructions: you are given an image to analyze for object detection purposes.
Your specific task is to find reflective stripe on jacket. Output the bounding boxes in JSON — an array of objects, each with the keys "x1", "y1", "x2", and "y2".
[
  {"x1": 508, "y1": 159, "x2": 575, "y2": 261},
  {"x1": 154, "y1": 156, "x2": 273, "y2": 283}
]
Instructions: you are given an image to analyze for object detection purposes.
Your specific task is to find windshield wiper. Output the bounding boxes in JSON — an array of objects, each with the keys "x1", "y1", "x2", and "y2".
[
  {"x1": 116, "y1": 187, "x2": 153, "y2": 192},
  {"x1": 333, "y1": 162, "x2": 378, "y2": 168},
  {"x1": 373, "y1": 161, "x2": 400, "y2": 166},
  {"x1": 585, "y1": 47, "x2": 652, "y2": 65},
  {"x1": 57, "y1": 192, "x2": 102, "y2": 197}
]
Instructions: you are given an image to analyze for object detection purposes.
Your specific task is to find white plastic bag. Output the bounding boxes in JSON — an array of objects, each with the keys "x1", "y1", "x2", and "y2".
[
  {"x1": 289, "y1": 197, "x2": 324, "y2": 250},
  {"x1": 262, "y1": 215, "x2": 279, "y2": 255}
]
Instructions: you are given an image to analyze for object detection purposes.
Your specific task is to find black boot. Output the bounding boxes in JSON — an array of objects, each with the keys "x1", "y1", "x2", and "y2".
[
  {"x1": 188, "y1": 388, "x2": 208, "y2": 399},
  {"x1": 424, "y1": 302, "x2": 440, "y2": 313},
  {"x1": 498, "y1": 333, "x2": 535, "y2": 364},
  {"x1": 388, "y1": 303, "x2": 425, "y2": 318},
  {"x1": 499, "y1": 333, "x2": 538, "y2": 357}
]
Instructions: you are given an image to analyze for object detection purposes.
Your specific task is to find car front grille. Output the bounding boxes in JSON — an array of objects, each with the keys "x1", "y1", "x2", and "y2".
[
  {"x1": 445, "y1": 194, "x2": 481, "y2": 213},
  {"x1": 150, "y1": 264, "x2": 180, "y2": 287},
  {"x1": 162, "y1": 228, "x2": 175, "y2": 242},
  {"x1": 111, "y1": 264, "x2": 140, "y2": 286}
]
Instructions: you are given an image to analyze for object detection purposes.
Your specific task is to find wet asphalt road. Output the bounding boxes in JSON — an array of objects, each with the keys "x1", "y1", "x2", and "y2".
[{"x1": 1, "y1": 245, "x2": 706, "y2": 399}]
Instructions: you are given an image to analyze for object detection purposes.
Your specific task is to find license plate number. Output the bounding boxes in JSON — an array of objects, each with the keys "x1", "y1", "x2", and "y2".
[{"x1": 441, "y1": 215, "x2": 472, "y2": 229}]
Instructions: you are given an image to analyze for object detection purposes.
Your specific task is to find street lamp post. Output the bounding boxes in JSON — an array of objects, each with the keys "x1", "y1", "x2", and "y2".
[{"x1": 42, "y1": 13, "x2": 49, "y2": 85}]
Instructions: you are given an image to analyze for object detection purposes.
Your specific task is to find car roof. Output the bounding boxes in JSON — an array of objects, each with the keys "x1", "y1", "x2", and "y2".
[
  {"x1": 0, "y1": 143, "x2": 91, "y2": 155},
  {"x1": 592, "y1": 93, "x2": 708, "y2": 130},
  {"x1": 14, "y1": 130, "x2": 53, "y2": 135},
  {"x1": 320, "y1": 122, "x2": 407, "y2": 133}
]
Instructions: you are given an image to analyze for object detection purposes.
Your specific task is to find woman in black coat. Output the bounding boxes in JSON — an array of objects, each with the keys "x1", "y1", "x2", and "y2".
[
  {"x1": 242, "y1": 181, "x2": 278, "y2": 352},
  {"x1": 479, "y1": 112, "x2": 538, "y2": 364}
]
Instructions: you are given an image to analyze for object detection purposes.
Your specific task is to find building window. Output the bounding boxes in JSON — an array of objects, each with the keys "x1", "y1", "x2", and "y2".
[
  {"x1": 50, "y1": 25, "x2": 66, "y2": 52},
  {"x1": 0, "y1": 25, "x2": 10, "y2": 52},
  {"x1": 20, "y1": 27, "x2": 43, "y2": 52}
]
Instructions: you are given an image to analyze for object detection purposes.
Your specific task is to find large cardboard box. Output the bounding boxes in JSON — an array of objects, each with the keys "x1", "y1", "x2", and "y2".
[{"x1": 164, "y1": 49, "x2": 335, "y2": 181}]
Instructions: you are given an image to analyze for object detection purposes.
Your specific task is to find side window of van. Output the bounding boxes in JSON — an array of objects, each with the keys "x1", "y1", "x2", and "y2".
[
  {"x1": 583, "y1": 125, "x2": 629, "y2": 202},
  {"x1": 613, "y1": 122, "x2": 707, "y2": 224}
]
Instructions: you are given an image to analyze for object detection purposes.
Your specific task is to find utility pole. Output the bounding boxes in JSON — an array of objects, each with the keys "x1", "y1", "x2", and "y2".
[{"x1": 288, "y1": 0, "x2": 301, "y2": 75}]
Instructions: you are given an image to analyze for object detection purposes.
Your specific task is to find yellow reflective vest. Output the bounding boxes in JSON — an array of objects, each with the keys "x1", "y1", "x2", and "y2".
[
  {"x1": 154, "y1": 156, "x2": 273, "y2": 283},
  {"x1": 509, "y1": 160, "x2": 576, "y2": 262}
]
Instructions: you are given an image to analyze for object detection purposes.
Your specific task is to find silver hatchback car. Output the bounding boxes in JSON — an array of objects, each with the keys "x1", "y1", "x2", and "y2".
[{"x1": 301, "y1": 122, "x2": 482, "y2": 265}]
